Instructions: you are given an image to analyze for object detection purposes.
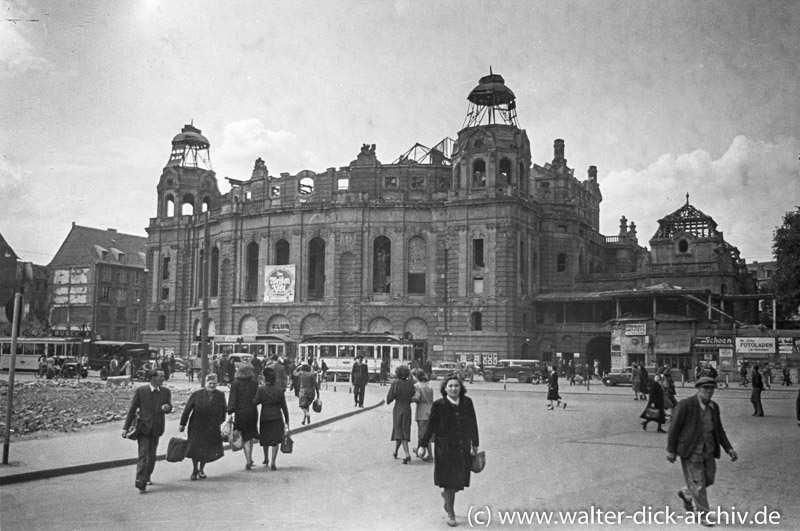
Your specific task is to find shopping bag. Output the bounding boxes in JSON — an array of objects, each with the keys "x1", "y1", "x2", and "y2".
[
  {"x1": 312, "y1": 398, "x2": 322, "y2": 413},
  {"x1": 166, "y1": 437, "x2": 187, "y2": 462},
  {"x1": 645, "y1": 407, "x2": 660, "y2": 421},
  {"x1": 280, "y1": 433, "x2": 294, "y2": 454},
  {"x1": 220, "y1": 418, "x2": 234, "y2": 442},
  {"x1": 230, "y1": 429, "x2": 243, "y2": 451},
  {"x1": 471, "y1": 450, "x2": 486, "y2": 473}
]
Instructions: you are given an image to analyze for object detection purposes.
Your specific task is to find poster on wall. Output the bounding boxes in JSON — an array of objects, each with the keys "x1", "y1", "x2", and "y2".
[
  {"x1": 263, "y1": 265, "x2": 295, "y2": 303},
  {"x1": 735, "y1": 337, "x2": 775, "y2": 356}
]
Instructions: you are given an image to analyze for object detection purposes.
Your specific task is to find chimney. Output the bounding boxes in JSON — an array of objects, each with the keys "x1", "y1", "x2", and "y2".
[
  {"x1": 553, "y1": 139, "x2": 565, "y2": 163},
  {"x1": 588, "y1": 165, "x2": 597, "y2": 181},
  {"x1": 619, "y1": 216, "x2": 628, "y2": 236}
]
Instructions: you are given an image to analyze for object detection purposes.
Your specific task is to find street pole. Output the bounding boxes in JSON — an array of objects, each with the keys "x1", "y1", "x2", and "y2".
[
  {"x1": 3, "y1": 293, "x2": 22, "y2": 465},
  {"x1": 200, "y1": 211, "x2": 210, "y2": 386}
]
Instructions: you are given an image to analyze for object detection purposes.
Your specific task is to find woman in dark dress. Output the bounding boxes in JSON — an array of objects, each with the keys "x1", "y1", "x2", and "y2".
[
  {"x1": 547, "y1": 364, "x2": 566, "y2": 410},
  {"x1": 386, "y1": 364, "x2": 416, "y2": 464},
  {"x1": 253, "y1": 367, "x2": 290, "y2": 470},
  {"x1": 640, "y1": 373, "x2": 666, "y2": 432},
  {"x1": 179, "y1": 373, "x2": 226, "y2": 480},
  {"x1": 293, "y1": 362, "x2": 320, "y2": 425},
  {"x1": 227, "y1": 363, "x2": 259, "y2": 470},
  {"x1": 419, "y1": 373, "x2": 480, "y2": 527}
]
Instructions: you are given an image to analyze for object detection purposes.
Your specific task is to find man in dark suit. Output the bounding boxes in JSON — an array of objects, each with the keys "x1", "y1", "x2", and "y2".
[
  {"x1": 667, "y1": 377, "x2": 738, "y2": 525},
  {"x1": 351, "y1": 355, "x2": 369, "y2": 407},
  {"x1": 750, "y1": 365, "x2": 764, "y2": 416},
  {"x1": 122, "y1": 369, "x2": 173, "y2": 493}
]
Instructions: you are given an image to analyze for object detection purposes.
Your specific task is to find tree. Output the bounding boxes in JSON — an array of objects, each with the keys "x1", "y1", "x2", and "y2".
[{"x1": 772, "y1": 207, "x2": 800, "y2": 327}]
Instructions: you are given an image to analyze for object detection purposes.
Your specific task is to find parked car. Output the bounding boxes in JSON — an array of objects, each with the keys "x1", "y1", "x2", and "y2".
[
  {"x1": 602, "y1": 367, "x2": 652, "y2": 391},
  {"x1": 430, "y1": 361, "x2": 464, "y2": 380},
  {"x1": 60, "y1": 356, "x2": 89, "y2": 379},
  {"x1": 482, "y1": 359, "x2": 542, "y2": 383}
]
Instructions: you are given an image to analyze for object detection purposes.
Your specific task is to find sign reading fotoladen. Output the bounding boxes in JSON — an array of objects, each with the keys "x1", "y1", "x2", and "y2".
[
  {"x1": 263, "y1": 265, "x2": 296, "y2": 303},
  {"x1": 735, "y1": 337, "x2": 775, "y2": 354}
]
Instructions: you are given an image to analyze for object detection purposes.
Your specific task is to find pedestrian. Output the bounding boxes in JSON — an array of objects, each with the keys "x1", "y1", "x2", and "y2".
[
  {"x1": 631, "y1": 362, "x2": 642, "y2": 400},
  {"x1": 179, "y1": 373, "x2": 226, "y2": 480},
  {"x1": 227, "y1": 355, "x2": 237, "y2": 385},
  {"x1": 582, "y1": 362, "x2": 590, "y2": 390},
  {"x1": 762, "y1": 364, "x2": 772, "y2": 389},
  {"x1": 265, "y1": 354, "x2": 287, "y2": 393},
  {"x1": 465, "y1": 359, "x2": 475, "y2": 384},
  {"x1": 666, "y1": 376, "x2": 738, "y2": 526},
  {"x1": 640, "y1": 374, "x2": 666, "y2": 433},
  {"x1": 783, "y1": 366, "x2": 792, "y2": 386},
  {"x1": 121, "y1": 368, "x2": 173, "y2": 493},
  {"x1": 320, "y1": 359, "x2": 329, "y2": 389},
  {"x1": 412, "y1": 369, "x2": 435, "y2": 462},
  {"x1": 351, "y1": 354, "x2": 369, "y2": 407},
  {"x1": 750, "y1": 364, "x2": 764, "y2": 417},
  {"x1": 418, "y1": 373, "x2": 480, "y2": 527},
  {"x1": 110, "y1": 355, "x2": 120, "y2": 377},
  {"x1": 251, "y1": 355, "x2": 263, "y2": 384},
  {"x1": 567, "y1": 361, "x2": 575, "y2": 386},
  {"x1": 739, "y1": 364, "x2": 749, "y2": 387},
  {"x1": 186, "y1": 359, "x2": 194, "y2": 382},
  {"x1": 387, "y1": 364, "x2": 416, "y2": 463},
  {"x1": 661, "y1": 370, "x2": 676, "y2": 419},
  {"x1": 681, "y1": 362, "x2": 690, "y2": 387},
  {"x1": 547, "y1": 364, "x2": 566, "y2": 410},
  {"x1": 290, "y1": 359, "x2": 301, "y2": 398},
  {"x1": 161, "y1": 357, "x2": 171, "y2": 381},
  {"x1": 639, "y1": 363, "x2": 649, "y2": 400},
  {"x1": 253, "y1": 367, "x2": 290, "y2": 470},
  {"x1": 593, "y1": 359, "x2": 600, "y2": 379},
  {"x1": 293, "y1": 361, "x2": 320, "y2": 425},
  {"x1": 423, "y1": 357, "x2": 433, "y2": 380},
  {"x1": 120, "y1": 356, "x2": 132, "y2": 382},
  {"x1": 227, "y1": 363, "x2": 260, "y2": 470},
  {"x1": 380, "y1": 356, "x2": 390, "y2": 386}
]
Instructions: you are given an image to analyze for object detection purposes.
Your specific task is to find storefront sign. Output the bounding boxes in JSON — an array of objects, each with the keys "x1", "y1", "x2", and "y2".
[
  {"x1": 625, "y1": 324, "x2": 647, "y2": 336},
  {"x1": 263, "y1": 265, "x2": 296, "y2": 303},
  {"x1": 735, "y1": 337, "x2": 775, "y2": 354},
  {"x1": 694, "y1": 336, "x2": 733, "y2": 347},
  {"x1": 778, "y1": 337, "x2": 796, "y2": 355}
]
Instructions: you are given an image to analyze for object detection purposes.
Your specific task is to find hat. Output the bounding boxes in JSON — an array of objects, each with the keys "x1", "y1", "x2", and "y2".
[{"x1": 695, "y1": 376, "x2": 717, "y2": 388}]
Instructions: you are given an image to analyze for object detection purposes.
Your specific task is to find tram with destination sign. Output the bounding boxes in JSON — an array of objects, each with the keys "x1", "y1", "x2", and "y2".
[{"x1": 299, "y1": 331, "x2": 414, "y2": 381}]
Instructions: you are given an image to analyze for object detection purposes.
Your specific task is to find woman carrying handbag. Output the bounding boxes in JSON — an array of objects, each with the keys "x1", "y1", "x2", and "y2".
[{"x1": 640, "y1": 374, "x2": 666, "y2": 433}]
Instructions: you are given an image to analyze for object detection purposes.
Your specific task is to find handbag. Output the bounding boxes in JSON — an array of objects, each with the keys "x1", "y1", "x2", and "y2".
[
  {"x1": 281, "y1": 432, "x2": 294, "y2": 454},
  {"x1": 125, "y1": 414, "x2": 142, "y2": 440},
  {"x1": 230, "y1": 429, "x2": 243, "y2": 451},
  {"x1": 645, "y1": 407, "x2": 660, "y2": 421},
  {"x1": 312, "y1": 398, "x2": 322, "y2": 413},
  {"x1": 220, "y1": 418, "x2": 234, "y2": 442},
  {"x1": 471, "y1": 450, "x2": 486, "y2": 473},
  {"x1": 166, "y1": 437, "x2": 187, "y2": 462}
]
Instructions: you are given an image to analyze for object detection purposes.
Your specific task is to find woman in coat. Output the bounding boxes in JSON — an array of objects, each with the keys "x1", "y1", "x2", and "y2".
[
  {"x1": 418, "y1": 373, "x2": 480, "y2": 527},
  {"x1": 386, "y1": 364, "x2": 416, "y2": 463},
  {"x1": 179, "y1": 373, "x2": 226, "y2": 480},
  {"x1": 640, "y1": 374, "x2": 666, "y2": 432},
  {"x1": 293, "y1": 362, "x2": 320, "y2": 425},
  {"x1": 547, "y1": 364, "x2": 566, "y2": 410},
  {"x1": 227, "y1": 363, "x2": 260, "y2": 470},
  {"x1": 253, "y1": 367, "x2": 290, "y2": 470},
  {"x1": 412, "y1": 369, "x2": 435, "y2": 462}
]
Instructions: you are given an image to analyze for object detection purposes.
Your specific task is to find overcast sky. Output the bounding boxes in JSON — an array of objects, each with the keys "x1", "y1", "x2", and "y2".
[{"x1": 2, "y1": 0, "x2": 799, "y2": 266}]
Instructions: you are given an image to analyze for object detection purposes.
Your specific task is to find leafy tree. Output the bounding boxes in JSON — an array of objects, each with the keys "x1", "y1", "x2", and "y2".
[{"x1": 772, "y1": 207, "x2": 800, "y2": 327}]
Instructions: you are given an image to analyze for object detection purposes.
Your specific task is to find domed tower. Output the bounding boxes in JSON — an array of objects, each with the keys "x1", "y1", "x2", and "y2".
[
  {"x1": 451, "y1": 71, "x2": 531, "y2": 195},
  {"x1": 156, "y1": 123, "x2": 221, "y2": 218}
]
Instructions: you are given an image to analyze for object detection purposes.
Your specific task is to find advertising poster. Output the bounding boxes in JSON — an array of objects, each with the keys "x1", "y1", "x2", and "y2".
[{"x1": 263, "y1": 265, "x2": 295, "y2": 303}]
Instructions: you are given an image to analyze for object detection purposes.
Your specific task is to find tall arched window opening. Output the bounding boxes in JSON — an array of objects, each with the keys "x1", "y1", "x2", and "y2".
[
  {"x1": 307, "y1": 237, "x2": 325, "y2": 300},
  {"x1": 471, "y1": 312, "x2": 482, "y2": 331},
  {"x1": 275, "y1": 239, "x2": 290, "y2": 265},
  {"x1": 557, "y1": 253, "x2": 567, "y2": 272},
  {"x1": 499, "y1": 158, "x2": 512, "y2": 184},
  {"x1": 373, "y1": 236, "x2": 391, "y2": 293},
  {"x1": 407, "y1": 236, "x2": 426, "y2": 295},
  {"x1": 181, "y1": 194, "x2": 195, "y2": 216},
  {"x1": 472, "y1": 159, "x2": 486, "y2": 188},
  {"x1": 245, "y1": 242, "x2": 259, "y2": 301}
]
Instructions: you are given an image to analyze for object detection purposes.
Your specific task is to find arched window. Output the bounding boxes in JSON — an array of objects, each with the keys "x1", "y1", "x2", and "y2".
[
  {"x1": 373, "y1": 236, "x2": 391, "y2": 293},
  {"x1": 471, "y1": 311, "x2": 482, "y2": 331},
  {"x1": 165, "y1": 194, "x2": 175, "y2": 217},
  {"x1": 472, "y1": 159, "x2": 486, "y2": 188},
  {"x1": 407, "y1": 236, "x2": 426, "y2": 295},
  {"x1": 202, "y1": 196, "x2": 212, "y2": 213},
  {"x1": 299, "y1": 177, "x2": 314, "y2": 195},
  {"x1": 275, "y1": 239, "x2": 290, "y2": 265},
  {"x1": 181, "y1": 194, "x2": 195, "y2": 216},
  {"x1": 245, "y1": 242, "x2": 259, "y2": 301},
  {"x1": 308, "y1": 237, "x2": 325, "y2": 300},
  {"x1": 499, "y1": 158, "x2": 512, "y2": 184},
  {"x1": 557, "y1": 253, "x2": 567, "y2": 272},
  {"x1": 678, "y1": 239, "x2": 689, "y2": 253},
  {"x1": 157, "y1": 315, "x2": 167, "y2": 330},
  {"x1": 210, "y1": 247, "x2": 219, "y2": 297}
]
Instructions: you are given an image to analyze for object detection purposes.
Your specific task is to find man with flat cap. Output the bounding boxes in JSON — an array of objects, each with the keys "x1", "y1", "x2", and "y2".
[{"x1": 667, "y1": 376, "x2": 737, "y2": 526}]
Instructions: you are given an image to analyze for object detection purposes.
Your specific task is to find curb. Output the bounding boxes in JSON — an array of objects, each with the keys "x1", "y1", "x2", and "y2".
[{"x1": 0, "y1": 399, "x2": 385, "y2": 486}]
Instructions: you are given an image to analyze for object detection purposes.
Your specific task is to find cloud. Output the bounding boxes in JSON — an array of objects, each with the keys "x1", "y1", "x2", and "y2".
[
  {"x1": 600, "y1": 135, "x2": 800, "y2": 262},
  {"x1": 214, "y1": 118, "x2": 323, "y2": 182},
  {"x1": 0, "y1": 17, "x2": 50, "y2": 76}
]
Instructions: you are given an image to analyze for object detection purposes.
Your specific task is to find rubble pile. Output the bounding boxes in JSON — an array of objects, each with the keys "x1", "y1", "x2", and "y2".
[{"x1": 0, "y1": 380, "x2": 192, "y2": 439}]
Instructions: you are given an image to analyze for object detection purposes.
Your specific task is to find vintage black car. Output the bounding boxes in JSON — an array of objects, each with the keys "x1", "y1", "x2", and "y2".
[
  {"x1": 60, "y1": 356, "x2": 89, "y2": 379},
  {"x1": 482, "y1": 359, "x2": 542, "y2": 383},
  {"x1": 602, "y1": 367, "x2": 651, "y2": 391}
]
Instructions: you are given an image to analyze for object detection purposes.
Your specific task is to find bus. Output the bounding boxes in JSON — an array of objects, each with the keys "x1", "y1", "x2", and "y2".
[
  {"x1": 190, "y1": 334, "x2": 297, "y2": 370},
  {"x1": 0, "y1": 337, "x2": 86, "y2": 372},
  {"x1": 299, "y1": 331, "x2": 413, "y2": 381}
]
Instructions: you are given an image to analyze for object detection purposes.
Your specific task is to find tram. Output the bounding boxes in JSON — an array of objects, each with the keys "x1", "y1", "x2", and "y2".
[
  {"x1": 298, "y1": 331, "x2": 413, "y2": 381},
  {"x1": 0, "y1": 337, "x2": 86, "y2": 372},
  {"x1": 190, "y1": 334, "x2": 297, "y2": 364}
]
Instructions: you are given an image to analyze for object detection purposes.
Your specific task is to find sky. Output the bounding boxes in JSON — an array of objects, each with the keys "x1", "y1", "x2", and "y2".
[{"x1": 2, "y1": 0, "x2": 799, "y2": 266}]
